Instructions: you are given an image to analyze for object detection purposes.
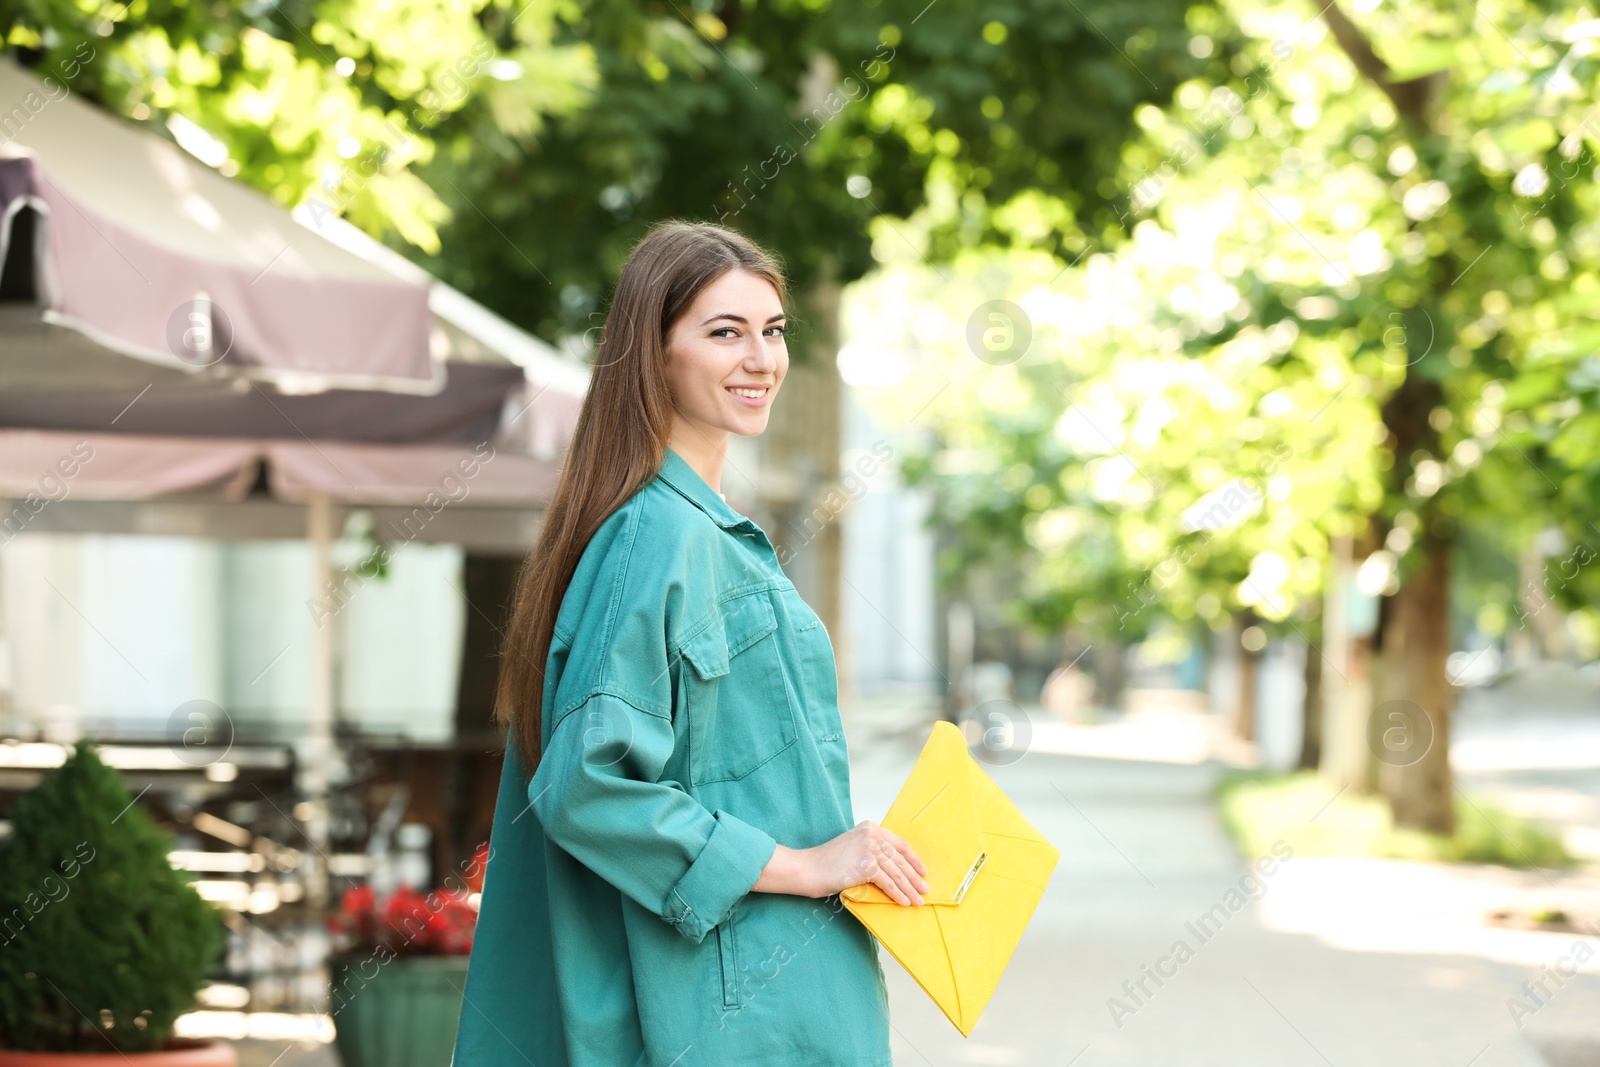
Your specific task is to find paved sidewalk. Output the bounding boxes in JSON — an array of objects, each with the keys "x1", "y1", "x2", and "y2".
[{"x1": 841, "y1": 697, "x2": 1600, "y2": 1067}]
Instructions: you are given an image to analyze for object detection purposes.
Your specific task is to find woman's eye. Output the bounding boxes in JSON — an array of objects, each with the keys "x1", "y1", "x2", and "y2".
[{"x1": 766, "y1": 325, "x2": 787, "y2": 338}]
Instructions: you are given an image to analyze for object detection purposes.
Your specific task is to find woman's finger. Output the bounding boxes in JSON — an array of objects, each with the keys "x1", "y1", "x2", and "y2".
[
  {"x1": 890, "y1": 849, "x2": 927, "y2": 902},
  {"x1": 879, "y1": 827, "x2": 929, "y2": 878},
  {"x1": 877, "y1": 838, "x2": 922, "y2": 905},
  {"x1": 871, "y1": 858, "x2": 910, "y2": 904},
  {"x1": 865, "y1": 836, "x2": 908, "y2": 901},
  {"x1": 875, "y1": 827, "x2": 930, "y2": 893},
  {"x1": 892, "y1": 843, "x2": 930, "y2": 893}
]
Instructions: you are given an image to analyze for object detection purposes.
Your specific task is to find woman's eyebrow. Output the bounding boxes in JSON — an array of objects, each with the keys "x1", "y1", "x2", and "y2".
[{"x1": 700, "y1": 312, "x2": 788, "y2": 325}]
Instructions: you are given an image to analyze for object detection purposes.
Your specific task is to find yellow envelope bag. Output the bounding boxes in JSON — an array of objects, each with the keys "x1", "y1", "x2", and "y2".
[{"x1": 841, "y1": 720, "x2": 1061, "y2": 1037}]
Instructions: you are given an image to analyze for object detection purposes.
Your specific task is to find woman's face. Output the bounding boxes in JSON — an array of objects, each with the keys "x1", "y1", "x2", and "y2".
[{"x1": 663, "y1": 268, "x2": 787, "y2": 442}]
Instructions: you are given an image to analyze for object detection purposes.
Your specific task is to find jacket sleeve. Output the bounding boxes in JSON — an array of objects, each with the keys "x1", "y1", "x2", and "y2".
[{"x1": 529, "y1": 689, "x2": 778, "y2": 944}]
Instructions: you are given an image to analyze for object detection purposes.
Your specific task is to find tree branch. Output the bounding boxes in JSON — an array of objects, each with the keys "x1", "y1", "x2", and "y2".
[{"x1": 1321, "y1": 1, "x2": 1442, "y2": 130}]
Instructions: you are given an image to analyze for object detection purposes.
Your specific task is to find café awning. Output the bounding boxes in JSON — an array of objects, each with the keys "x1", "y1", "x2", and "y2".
[
  {"x1": 0, "y1": 59, "x2": 590, "y2": 530},
  {"x1": 0, "y1": 59, "x2": 438, "y2": 392},
  {"x1": 0, "y1": 429, "x2": 559, "y2": 507}
]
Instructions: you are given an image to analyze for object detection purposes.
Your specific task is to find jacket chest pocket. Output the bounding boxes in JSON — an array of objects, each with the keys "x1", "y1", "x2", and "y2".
[
  {"x1": 783, "y1": 586, "x2": 844, "y2": 744},
  {"x1": 678, "y1": 590, "x2": 799, "y2": 785}
]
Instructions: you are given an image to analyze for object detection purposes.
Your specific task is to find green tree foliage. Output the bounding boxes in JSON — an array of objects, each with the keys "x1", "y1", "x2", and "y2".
[
  {"x1": 1112, "y1": 0, "x2": 1600, "y2": 644},
  {"x1": 0, "y1": 743, "x2": 224, "y2": 1053},
  {"x1": 3, "y1": 0, "x2": 1225, "y2": 345},
  {"x1": 404, "y1": 0, "x2": 1229, "y2": 343},
  {"x1": 869, "y1": 0, "x2": 1600, "y2": 631},
  {"x1": 852, "y1": 0, "x2": 1600, "y2": 831},
  {"x1": 847, "y1": 236, "x2": 1379, "y2": 640},
  {"x1": 0, "y1": 0, "x2": 598, "y2": 252}
]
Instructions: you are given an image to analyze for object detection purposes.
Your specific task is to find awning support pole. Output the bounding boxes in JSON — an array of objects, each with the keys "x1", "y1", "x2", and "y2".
[{"x1": 304, "y1": 491, "x2": 335, "y2": 914}]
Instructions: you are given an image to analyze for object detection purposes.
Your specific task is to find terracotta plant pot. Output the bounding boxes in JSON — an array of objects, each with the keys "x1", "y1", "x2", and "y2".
[{"x1": 0, "y1": 1040, "x2": 238, "y2": 1067}]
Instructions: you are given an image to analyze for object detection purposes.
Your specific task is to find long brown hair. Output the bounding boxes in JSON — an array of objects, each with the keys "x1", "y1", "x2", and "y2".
[{"x1": 495, "y1": 220, "x2": 790, "y2": 776}]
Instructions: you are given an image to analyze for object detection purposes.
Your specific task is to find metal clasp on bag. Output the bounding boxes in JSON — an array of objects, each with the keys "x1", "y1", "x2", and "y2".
[{"x1": 951, "y1": 850, "x2": 987, "y2": 904}]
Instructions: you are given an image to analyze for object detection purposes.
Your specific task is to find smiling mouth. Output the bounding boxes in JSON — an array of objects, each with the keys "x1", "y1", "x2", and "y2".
[{"x1": 726, "y1": 386, "x2": 770, "y2": 398}]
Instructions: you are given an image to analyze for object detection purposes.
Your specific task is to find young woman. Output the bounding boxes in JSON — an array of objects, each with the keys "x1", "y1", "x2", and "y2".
[{"x1": 451, "y1": 221, "x2": 929, "y2": 1067}]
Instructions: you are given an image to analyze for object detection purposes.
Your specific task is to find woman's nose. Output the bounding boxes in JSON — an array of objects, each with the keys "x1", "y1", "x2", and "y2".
[{"x1": 745, "y1": 338, "x2": 780, "y2": 370}]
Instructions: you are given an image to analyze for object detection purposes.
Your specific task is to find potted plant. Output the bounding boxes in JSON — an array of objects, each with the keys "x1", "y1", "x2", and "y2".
[
  {"x1": 0, "y1": 743, "x2": 230, "y2": 1067},
  {"x1": 326, "y1": 846, "x2": 483, "y2": 1067}
]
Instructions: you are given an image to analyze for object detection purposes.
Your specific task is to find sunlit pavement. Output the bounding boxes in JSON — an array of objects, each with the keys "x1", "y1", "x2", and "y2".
[
  {"x1": 229, "y1": 1037, "x2": 338, "y2": 1067},
  {"x1": 1455, "y1": 677, "x2": 1600, "y2": 865},
  {"x1": 181, "y1": 1017, "x2": 335, "y2": 1067},
  {"x1": 842, "y1": 694, "x2": 1600, "y2": 1067}
]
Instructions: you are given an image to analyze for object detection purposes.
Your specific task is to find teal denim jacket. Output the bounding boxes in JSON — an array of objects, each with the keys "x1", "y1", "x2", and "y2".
[{"x1": 451, "y1": 446, "x2": 893, "y2": 1067}]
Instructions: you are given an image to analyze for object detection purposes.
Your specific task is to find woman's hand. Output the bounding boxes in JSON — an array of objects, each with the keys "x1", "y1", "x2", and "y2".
[
  {"x1": 810, "y1": 820, "x2": 931, "y2": 904},
  {"x1": 754, "y1": 820, "x2": 930, "y2": 905}
]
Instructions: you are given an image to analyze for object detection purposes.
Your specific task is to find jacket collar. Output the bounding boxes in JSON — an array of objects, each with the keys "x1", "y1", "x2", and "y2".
[{"x1": 657, "y1": 446, "x2": 757, "y2": 531}]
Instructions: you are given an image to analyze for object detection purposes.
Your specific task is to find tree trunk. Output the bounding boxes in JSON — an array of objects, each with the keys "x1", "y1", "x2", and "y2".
[
  {"x1": 1234, "y1": 610, "x2": 1261, "y2": 742},
  {"x1": 945, "y1": 599, "x2": 974, "y2": 722},
  {"x1": 1092, "y1": 641, "x2": 1126, "y2": 716},
  {"x1": 1322, "y1": 0, "x2": 1457, "y2": 831},
  {"x1": 1518, "y1": 545, "x2": 1569, "y2": 660},
  {"x1": 1297, "y1": 624, "x2": 1323, "y2": 770},
  {"x1": 1369, "y1": 359, "x2": 1454, "y2": 833},
  {"x1": 1318, "y1": 534, "x2": 1376, "y2": 791},
  {"x1": 1350, "y1": 630, "x2": 1378, "y2": 796},
  {"x1": 1375, "y1": 530, "x2": 1455, "y2": 833}
]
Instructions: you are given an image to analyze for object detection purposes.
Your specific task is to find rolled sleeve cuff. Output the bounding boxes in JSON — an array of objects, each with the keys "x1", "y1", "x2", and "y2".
[{"x1": 662, "y1": 809, "x2": 778, "y2": 944}]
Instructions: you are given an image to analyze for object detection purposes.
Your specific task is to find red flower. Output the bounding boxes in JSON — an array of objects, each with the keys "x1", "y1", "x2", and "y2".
[{"x1": 328, "y1": 878, "x2": 477, "y2": 957}]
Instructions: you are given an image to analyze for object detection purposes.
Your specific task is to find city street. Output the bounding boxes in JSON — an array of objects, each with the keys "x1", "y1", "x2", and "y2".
[{"x1": 847, "y1": 695, "x2": 1600, "y2": 1067}]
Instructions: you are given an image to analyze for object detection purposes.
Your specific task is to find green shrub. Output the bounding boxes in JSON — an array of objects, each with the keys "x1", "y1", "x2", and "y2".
[
  {"x1": 1216, "y1": 770, "x2": 1574, "y2": 869},
  {"x1": 0, "y1": 742, "x2": 226, "y2": 1052}
]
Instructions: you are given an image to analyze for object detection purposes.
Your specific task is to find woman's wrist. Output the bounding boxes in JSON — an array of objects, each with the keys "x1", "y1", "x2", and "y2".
[{"x1": 752, "y1": 843, "x2": 817, "y2": 897}]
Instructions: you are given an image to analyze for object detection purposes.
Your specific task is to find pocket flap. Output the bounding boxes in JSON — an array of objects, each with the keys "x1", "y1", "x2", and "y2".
[{"x1": 679, "y1": 592, "x2": 777, "y2": 682}]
